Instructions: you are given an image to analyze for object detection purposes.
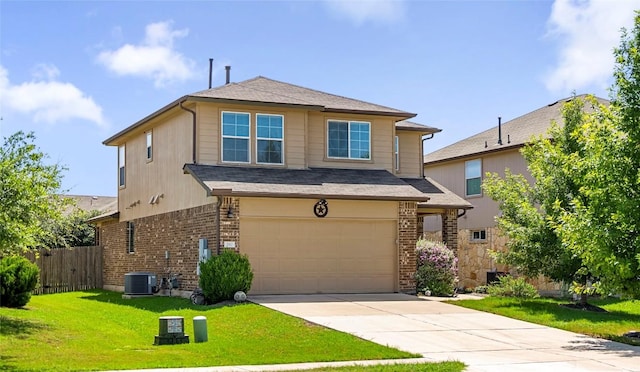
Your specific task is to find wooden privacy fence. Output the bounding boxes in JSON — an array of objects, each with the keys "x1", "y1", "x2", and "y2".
[{"x1": 24, "y1": 246, "x2": 103, "y2": 294}]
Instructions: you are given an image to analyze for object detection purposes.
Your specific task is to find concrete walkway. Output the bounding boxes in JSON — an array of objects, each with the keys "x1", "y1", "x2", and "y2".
[{"x1": 251, "y1": 293, "x2": 640, "y2": 372}]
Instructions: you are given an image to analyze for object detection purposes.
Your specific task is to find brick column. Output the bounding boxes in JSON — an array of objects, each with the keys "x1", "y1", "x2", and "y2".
[
  {"x1": 441, "y1": 209, "x2": 458, "y2": 253},
  {"x1": 220, "y1": 197, "x2": 240, "y2": 252},
  {"x1": 398, "y1": 201, "x2": 417, "y2": 293}
]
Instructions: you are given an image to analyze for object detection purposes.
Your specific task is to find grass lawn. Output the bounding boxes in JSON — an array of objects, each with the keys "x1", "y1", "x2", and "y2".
[
  {"x1": 0, "y1": 290, "x2": 461, "y2": 371},
  {"x1": 448, "y1": 296, "x2": 640, "y2": 346}
]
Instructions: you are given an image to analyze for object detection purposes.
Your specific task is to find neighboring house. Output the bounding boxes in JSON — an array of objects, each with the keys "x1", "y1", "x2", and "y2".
[
  {"x1": 423, "y1": 95, "x2": 609, "y2": 290},
  {"x1": 91, "y1": 76, "x2": 471, "y2": 295},
  {"x1": 64, "y1": 195, "x2": 117, "y2": 215}
]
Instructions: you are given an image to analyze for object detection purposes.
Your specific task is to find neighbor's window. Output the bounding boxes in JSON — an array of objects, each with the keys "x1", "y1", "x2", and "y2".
[
  {"x1": 465, "y1": 159, "x2": 482, "y2": 196},
  {"x1": 222, "y1": 111, "x2": 250, "y2": 163},
  {"x1": 146, "y1": 131, "x2": 153, "y2": 161},
  {"x1": 471, "y1": 229, "x2": 487, "y2": 241},
  {"x1": 394, "y1": 135, "x2": 400, "y2": 171},
  {"x1": 256, "y1": 114, "x2": 284, "y2": 164},
  {"x1": 126, "y1": 221, "x2": 135, "y2": 253},
  {"x1": 327, "y1": 120, "x2": 370, "y2": 160},
  {"x1": 118, "y1": 145, "x2": 126, "y2": 187}
]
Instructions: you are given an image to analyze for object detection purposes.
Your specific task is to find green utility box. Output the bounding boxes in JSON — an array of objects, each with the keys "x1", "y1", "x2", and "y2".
[
  {"x1": 193, "y1": 316, "x2": 208, "y2": 343},
  {"x1": 154, "y1": 316, "x2": 189, "y2": 345}
]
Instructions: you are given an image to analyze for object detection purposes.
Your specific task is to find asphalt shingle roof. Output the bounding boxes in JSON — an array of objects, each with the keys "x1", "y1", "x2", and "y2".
[
  {"x1": 396, "y1": 120, "x2": 441, "y2": 134},
  {"x1": 184, "y1": 164, "x2": 430, "y2": 201},
  {"x1": 423, "y1": 95, "x2": 610, "y2": 164},
  {"x1": 184, "y1": 164, "x2": 472, "y2": 210},
  {"x1": 190, "y1": 76, "x2": 416, "y2": 118}
]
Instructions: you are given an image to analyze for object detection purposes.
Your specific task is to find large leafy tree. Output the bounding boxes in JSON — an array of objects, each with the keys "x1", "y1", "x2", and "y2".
[
  {"x1": 483, "y1": 98, "x2": 589, "y2": 295},
  {"x1": 0, "y1": 131, "x2": 68, "y2": 254},
  {"x1": 556, "y1": 14, "x2": 640, "y2": 297}
]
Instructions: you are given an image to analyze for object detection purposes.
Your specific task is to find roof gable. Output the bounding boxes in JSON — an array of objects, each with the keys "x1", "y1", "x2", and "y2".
[{"x1": 423, "y1": 95, "x2": 610, "y2": 164}]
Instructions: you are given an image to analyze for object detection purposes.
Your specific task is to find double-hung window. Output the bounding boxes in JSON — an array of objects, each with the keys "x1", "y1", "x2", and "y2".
[
  {"x1": 146, "y1": 131, "x2": 152, "y2": 162},
  {"x1": 256, "y1": 114, "x2": 284, "y2": 164},
  {"x1": 118, "y1": 145, "x2": 126, "y2": 188},
  {"x1": 394, "y1": 135, "x2": 400, "y2": 171},
  {"x1": 327, "y1": 120, "x2": 370, "y2": 160},
  {"x1": 222, "y1": 112, "x2": 250, "y2": 163},
  {"x1": 465, "y1": 159, "x2": 482, "y2": 197}
]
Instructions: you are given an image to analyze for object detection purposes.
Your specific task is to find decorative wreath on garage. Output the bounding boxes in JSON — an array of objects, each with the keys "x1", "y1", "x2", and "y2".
[{"x1": 314, "y1": 199, "x2": 328, "y2": 218}]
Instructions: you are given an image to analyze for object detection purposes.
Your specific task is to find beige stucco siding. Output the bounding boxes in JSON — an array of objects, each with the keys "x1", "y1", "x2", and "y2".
[
  {"x1": 424, "y1": 148, "x2": 531, "y2": 230},
  {"x1": 118, "y1": 111, "x2": 213, "y2": 221},
  {"x1": 196, "y1": 103, "x2": 307, "y2": 168},
  {"x1": 307, "y1": 112, "x2": 394, "y2": 171},
  {"x1": 396, "y1": 131, "x2": 422, "y2": 178}
]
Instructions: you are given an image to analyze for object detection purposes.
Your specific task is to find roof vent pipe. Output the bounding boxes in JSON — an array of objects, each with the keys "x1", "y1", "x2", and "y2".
[
  {"x1": 497, "y1": 116, "x2": 503, "y2": 145},
  {"x1": 208, "y1": 58, "x2": 213, "y2": 89},
  {"x1": 507, "y1": 134, "x2": 511, "y2": 144},
  {"x1": 225, "y1": 65, "x2": 231, "y2": 84}
]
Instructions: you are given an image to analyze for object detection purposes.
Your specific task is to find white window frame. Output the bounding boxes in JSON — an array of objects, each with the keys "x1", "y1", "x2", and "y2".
[
  {"x1": 465, "y1": 159, "x2": 482, "y2": 197},
  {"x1": 394, "y1": 135, "x2": 400, "y2": 171},
  {"x1": 146, "y1": 131, "x2": 153, "y2": 162},
  {"x1": 118, "y1": 145, "x2": 125, "y2": 188},
  {"x1": 471, "y1": 229, "x2": 487, "y2": 242},
  {"x1": 221, "y1": 111, "x2": 251, "y2": 164},
  {"x1": 256, "y1": 113, "x2": 284, "y2": 165},
  {"x1": 326, "y1": 120, "x2": 371, "y2": 160}
]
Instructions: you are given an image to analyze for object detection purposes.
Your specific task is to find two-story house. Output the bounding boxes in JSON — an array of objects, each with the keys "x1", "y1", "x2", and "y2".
[
  {"x1": 423, "y1": 95, "x2": 609, "y2": 290},
  {"x1": 91, "y1": 76, "x2": 471, "y2": 295}
]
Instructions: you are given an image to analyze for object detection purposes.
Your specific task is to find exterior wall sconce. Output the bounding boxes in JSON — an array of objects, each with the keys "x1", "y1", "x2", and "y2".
[{"x1": 226, "y1": 205, "x2": 234, "y2": 218}]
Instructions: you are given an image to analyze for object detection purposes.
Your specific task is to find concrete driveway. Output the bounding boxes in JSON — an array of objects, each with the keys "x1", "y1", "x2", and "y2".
[{"x1": 252, "y1": 293, "x2": 640, "y2": 372}]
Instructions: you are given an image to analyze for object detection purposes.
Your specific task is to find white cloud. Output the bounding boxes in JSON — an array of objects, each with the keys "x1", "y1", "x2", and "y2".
[
  {"x1": 0, "y1": 65, "x2": 106, "y2": 127},
  {"x1": 97, "y1": 21, "x2": 195, "y2": 88},
  {"x1": 544, "y1": 0, "x2": 640, "y2": 94},
  {"x1": 323, "y1": 0, "x2": 405, "y2": 25}
]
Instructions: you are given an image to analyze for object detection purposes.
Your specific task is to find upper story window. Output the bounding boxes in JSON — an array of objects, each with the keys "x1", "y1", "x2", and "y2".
[
  {"x1": 394, "y1": 135, "x2": 400, "y2": 171},
  {"x1": 222, "y1": 112, "x2": 250, "y2": 163},
  {"x1": 146, "y1": 131, "x2": 152, "y2": 162},
  {"x1": 465, "y1": 159, "x2": 482, "y2": 197},
  {"x1": 256, "y1": 114, "x2": 284, "y2": 164},
  {"x1": 118, "y1": 145, "x2": 126, "y2": 188},
  {"x1": 327, "y1": 120, "x2": 370, "y2": 160}
]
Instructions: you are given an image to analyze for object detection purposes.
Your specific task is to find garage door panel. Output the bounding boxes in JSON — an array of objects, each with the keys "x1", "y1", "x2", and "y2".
[{"x1": 241, "y1": 218, "x2": 397, "y2": 294}]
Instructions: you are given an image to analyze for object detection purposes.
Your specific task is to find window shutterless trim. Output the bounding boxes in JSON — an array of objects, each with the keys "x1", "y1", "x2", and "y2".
[
  {"x1": 146, "y1": 131, "x2": 153, "y2": 162},
  {"x1": 221, "y1": 111, "x2": 251, "y2": 164},
  {"x1": 118, "y1": 145, "x2": 126, "y2": 188},
  {"x1": 465, "y1": 158, "x2": 482, "y2": 197},
  {"x1": 326, "y1": 120, "x2": 371, "y2": 160},
  {"x1": 255, "y1": 113, "x2": 285, "y2": 165}
]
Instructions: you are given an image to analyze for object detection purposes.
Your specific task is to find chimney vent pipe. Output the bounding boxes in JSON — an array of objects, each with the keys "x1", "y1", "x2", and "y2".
[
  {"x1": 497, "y1": 117, "x2": 503, "y2": 145},
  {"x1": 225, "y1": 66, "x2": 231, "y2": 84},
  {"x1": 208, "y1": 58, "x2": 213, "y2": 89}
]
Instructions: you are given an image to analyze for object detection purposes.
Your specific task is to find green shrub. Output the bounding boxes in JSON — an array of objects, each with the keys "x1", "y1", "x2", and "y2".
[
  {"x1": 0, "y1": 255, "x2": 39, "y2": 307},
  {"x1": 414, "y1": 239, "x2": 458, "y2": 296},
  {"x1": 199, "y1": 249, "x2": 253, "y2": 303},
  {"x1": 487, "y1": 275, "x2": 539, "y2": 298}
]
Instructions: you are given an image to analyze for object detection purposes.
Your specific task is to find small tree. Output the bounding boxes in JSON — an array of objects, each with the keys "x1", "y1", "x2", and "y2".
[
  {"x1": 0, "y1": 131, "x2": 68, "y2": 254},
  {"x1": 414, "y1": 239, "x2": 458, "y2": 296}
]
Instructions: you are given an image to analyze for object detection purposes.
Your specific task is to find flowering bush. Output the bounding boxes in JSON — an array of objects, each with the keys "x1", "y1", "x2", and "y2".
[{"x1": 414, "y1": 239, "x2": 458, "y2": 296}]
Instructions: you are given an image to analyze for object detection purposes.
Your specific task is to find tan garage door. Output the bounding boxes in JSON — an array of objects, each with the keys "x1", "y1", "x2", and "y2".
[{"x1": 241, "y1": 218, "x2": 397, "y2": 294}]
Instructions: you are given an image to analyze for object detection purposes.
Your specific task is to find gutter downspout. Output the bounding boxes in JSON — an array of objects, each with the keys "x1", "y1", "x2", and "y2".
[
  {"x1": 421, "y1": 133, "x2": 435, "y2": 178},
  {"x1": 179, "y1": 100, "x2": 197, "y2": 164},
  {"x1": 457, "y1": 209, "x2": 467, "y2": 218}
]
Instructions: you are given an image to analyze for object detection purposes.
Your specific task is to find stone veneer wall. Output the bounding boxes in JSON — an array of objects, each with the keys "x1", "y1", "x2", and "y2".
[
  {"x1": 101, "y1": 201, "x2": 232, "y2": 291},
  {"x1": 424, "y1": 226, "x2": 559, "y2": 291},
  {"x1": 398, "y1": 201, "x2": 418, "y2": 292}
]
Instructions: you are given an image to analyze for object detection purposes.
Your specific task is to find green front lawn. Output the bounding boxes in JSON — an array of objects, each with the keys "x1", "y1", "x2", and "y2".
[
  {"x1": 448, "y1": 296, "x2": 640, "y2": 345},
  {"x1": 0, "y1": 290, "x2": 428, "y2": 371}
]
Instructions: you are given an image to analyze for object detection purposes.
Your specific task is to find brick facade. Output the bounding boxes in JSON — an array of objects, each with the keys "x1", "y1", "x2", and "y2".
[
  {"x1": 398, "y1": 201, "x2": 418, "y2": 292},
  {"x1": 100, "y1": 203, "x2": 218, "y2": 291},
  {"x1": 441, "y1": 209, "x2": 458, "y2": 253}
]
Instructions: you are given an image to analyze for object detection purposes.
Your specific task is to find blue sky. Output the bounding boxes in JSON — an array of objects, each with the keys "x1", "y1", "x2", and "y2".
[{"x1": 1, "y1": 0, "x2": 638, "y2": 197}]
